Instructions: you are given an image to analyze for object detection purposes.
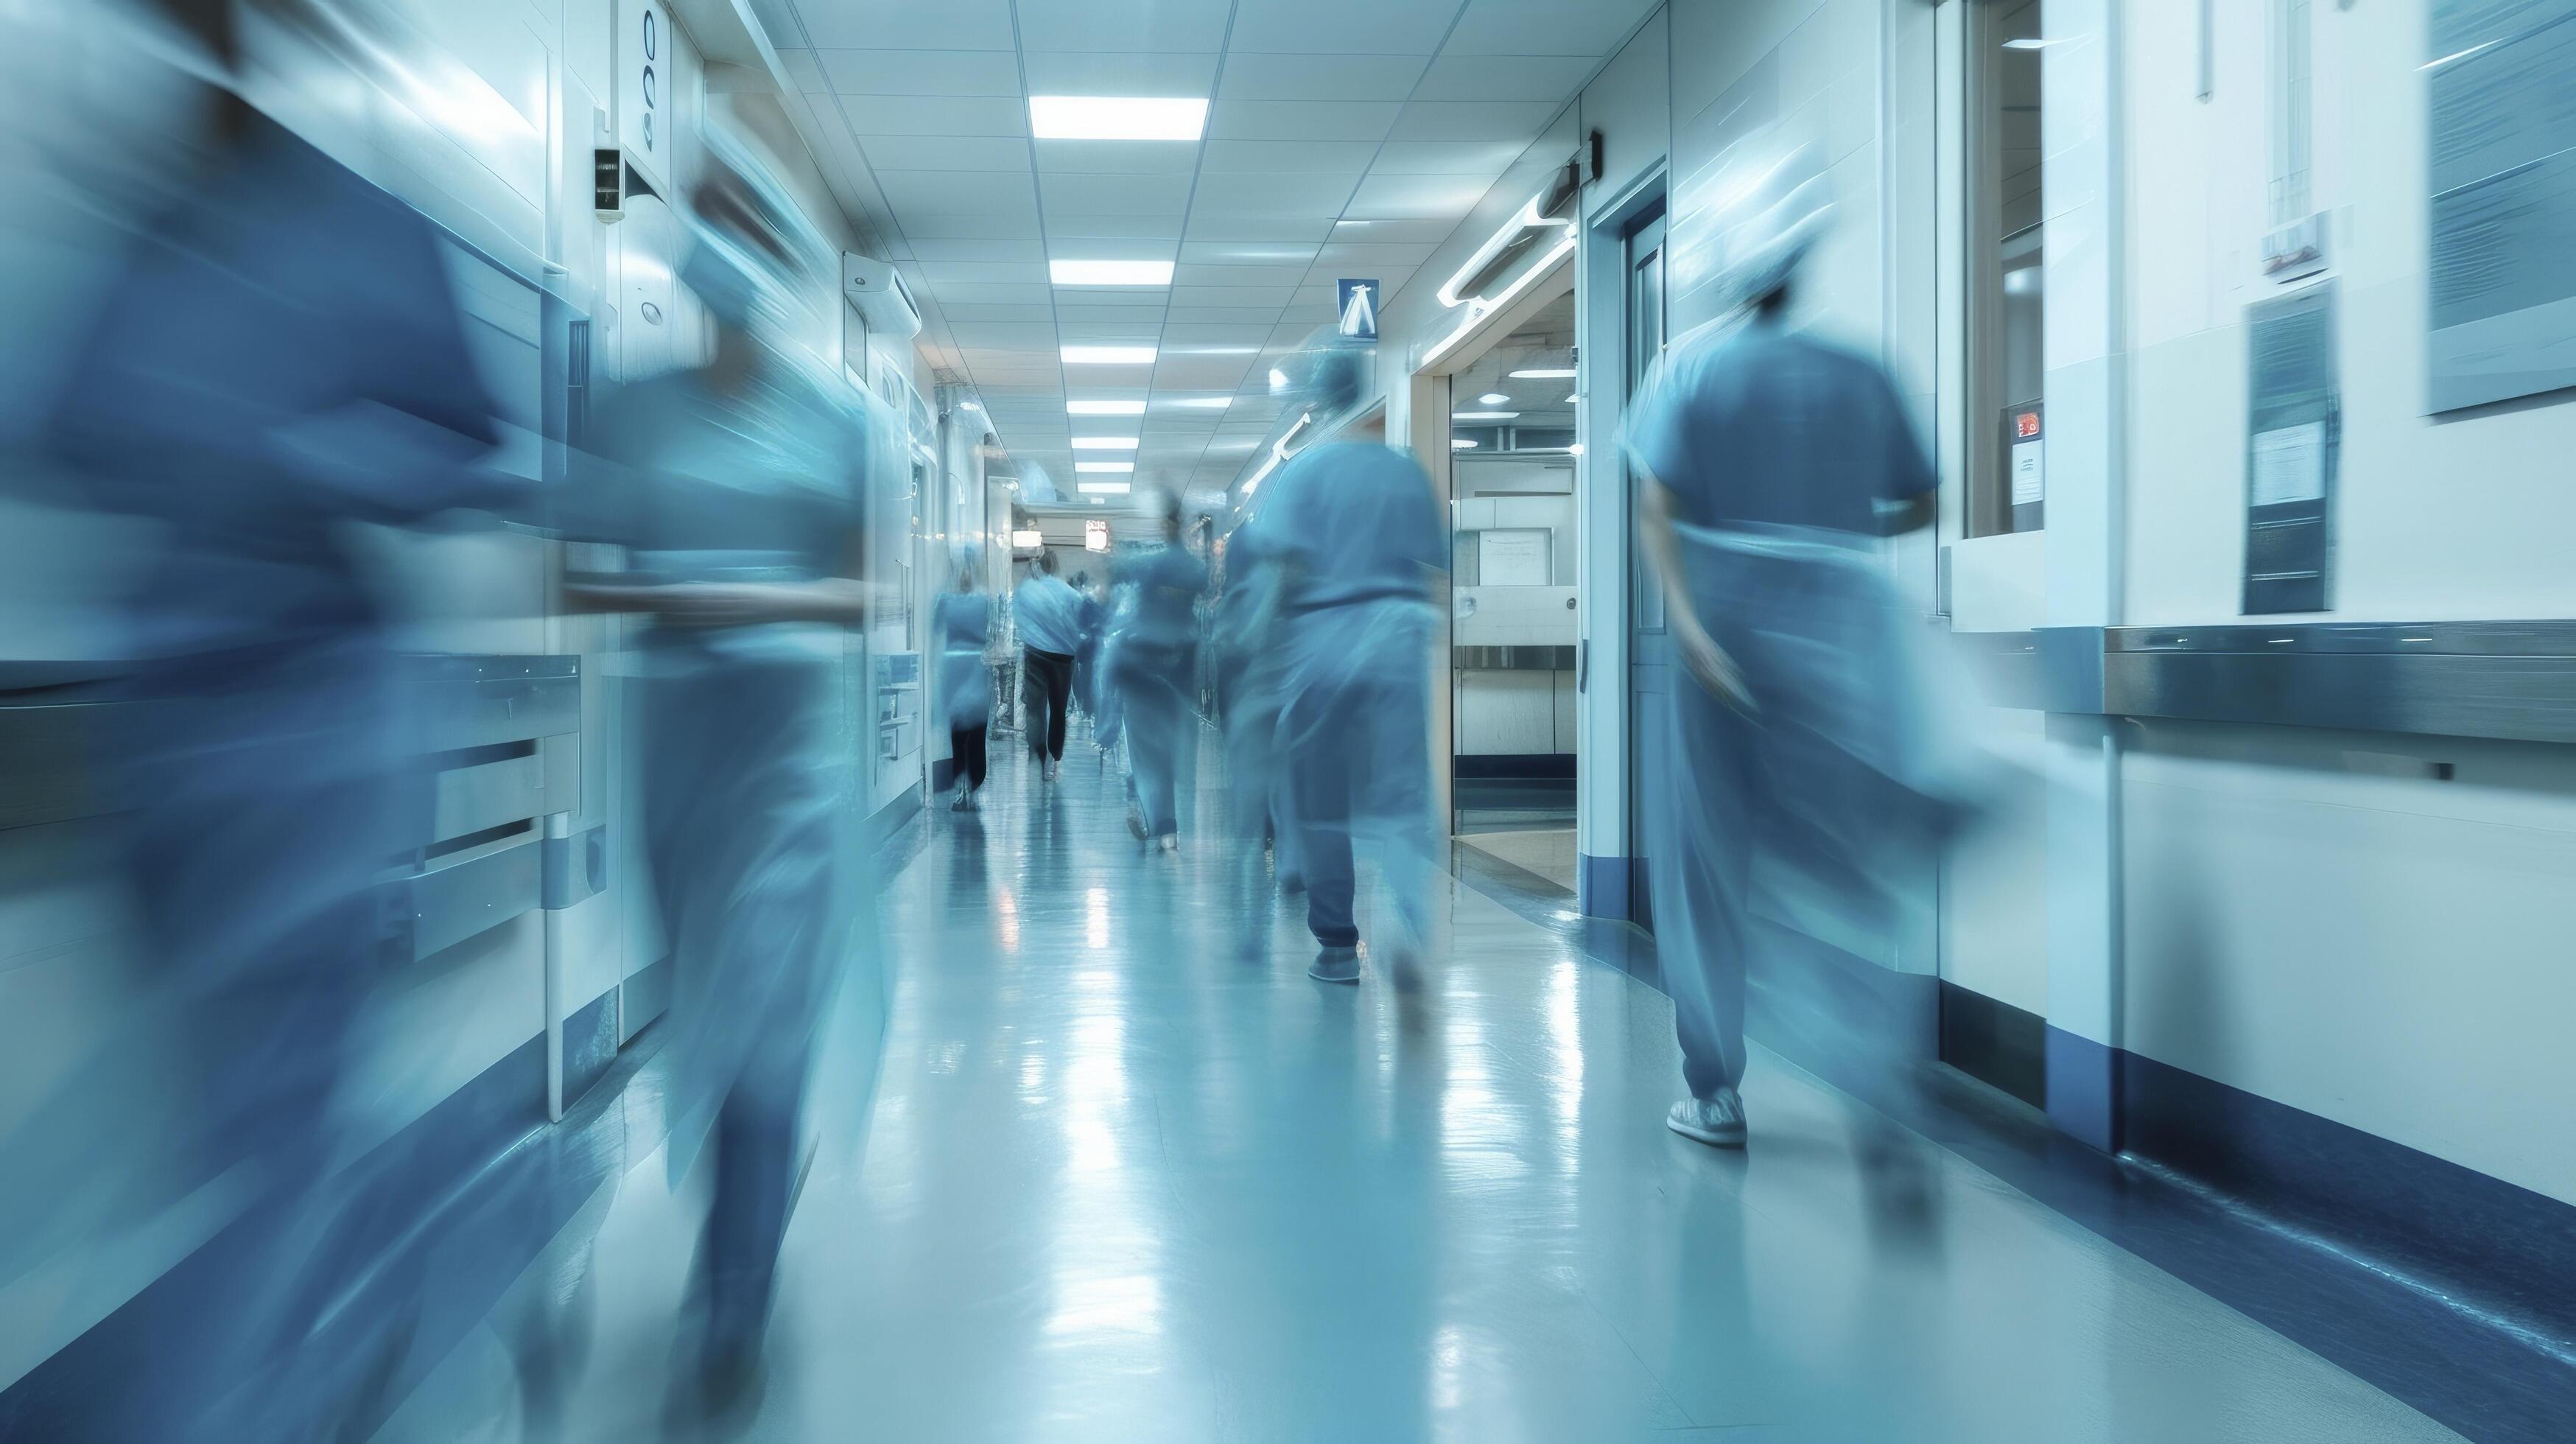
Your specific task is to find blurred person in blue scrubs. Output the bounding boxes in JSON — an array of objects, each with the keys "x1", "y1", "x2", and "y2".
[
  {"x1": 936, "y1": 555, "x2": 996, "y2": 811},
  {"x1": 1, "y1": 1, "x2": 520, "y2": 1434},
  {"x1": 1014, "y1": 547, "x2": 1085, "y2": 782},
  {"x1": 1109, "y1": 495, "x2": 1211, "y2": 853},
  {"x1": 1261, "y1": 348, "x2": 1445, "y2": 986},
  {"x1": 554, "y1": 132, "x2": 895, "y2": 1411},
  {"x1": 1624, "y1": 128, "x2": 1962, "y2": 1149},
  {"x1": 1210, "y1": 483, "x2": 1302, "y2": 950}
]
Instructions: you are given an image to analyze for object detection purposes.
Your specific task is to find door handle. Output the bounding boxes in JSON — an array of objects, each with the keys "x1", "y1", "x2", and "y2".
[{"x1": 1576, "y1": 638, "x2": 1589, "y2": 693}]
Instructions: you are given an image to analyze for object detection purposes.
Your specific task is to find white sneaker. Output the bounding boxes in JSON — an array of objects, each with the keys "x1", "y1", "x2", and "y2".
[
  {"x1": 1666, "y1": 1090, "x2": 1747, "y2": 1148},
  {"x1": 1126, "y1": 802, "x2": 1149, "y2": 841},
  {"x1": 1308, "y1": 945, "x2": 1362, "y2": 984},
  {"x1": 1157, "y1": 834, "x2": 1180, "y2": 856}
]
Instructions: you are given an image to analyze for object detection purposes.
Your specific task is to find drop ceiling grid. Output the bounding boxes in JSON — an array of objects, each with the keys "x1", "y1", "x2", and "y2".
[{"x1": 759, "y1": 0, "x2": 1658, "y2": 493}]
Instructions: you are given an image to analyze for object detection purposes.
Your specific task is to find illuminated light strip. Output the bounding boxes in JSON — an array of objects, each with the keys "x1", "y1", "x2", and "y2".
[
  {"x1": 1435, "y1": 195, "x2": 1570, "y2": 309},
  {"x1": 1418, "y1": 231, "x2": 1579, "y2": 370},
  {"x1": 1240, "y1": 407, "x2": 1316, "y2": 498}
]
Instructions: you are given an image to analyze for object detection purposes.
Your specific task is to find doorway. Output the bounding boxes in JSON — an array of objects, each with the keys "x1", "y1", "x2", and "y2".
[{"x1": 1621, "y1": 203, "x2": 1668, "y2": 928}]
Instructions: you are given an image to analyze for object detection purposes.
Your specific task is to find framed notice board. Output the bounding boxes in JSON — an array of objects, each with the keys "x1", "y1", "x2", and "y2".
[{"x1": 2244, "y1": 283, "x2": 2338, "y2": 614}]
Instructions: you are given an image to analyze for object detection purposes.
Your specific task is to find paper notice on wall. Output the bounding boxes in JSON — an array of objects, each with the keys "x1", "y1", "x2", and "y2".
[
  {"x1": 2009, "y1": 438, "x2": 2044, "y2": 505},
  {"x1": 2250, "y1": 421, "x2": 2327, "y2": 507}
]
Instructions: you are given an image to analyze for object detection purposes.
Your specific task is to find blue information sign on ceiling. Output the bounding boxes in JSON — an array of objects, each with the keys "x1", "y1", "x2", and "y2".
[{"x1": 1336, "y1": 278, "x2": 1380, "y2": 340}]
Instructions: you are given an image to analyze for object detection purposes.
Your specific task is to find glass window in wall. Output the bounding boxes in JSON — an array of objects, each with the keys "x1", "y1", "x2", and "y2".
[{"x1": 1968, "y1": 0, "x2": 2046, "y2": 537}]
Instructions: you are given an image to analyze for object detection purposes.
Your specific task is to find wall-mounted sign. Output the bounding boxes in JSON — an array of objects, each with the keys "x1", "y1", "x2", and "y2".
[
  {"x1": 616, "y1": 1, "x2": 669, "y2": 197},
  {"x1": 1084, "y1": 519, "x2": 1110, "y2": 553},
  {"x1": 2244, "y1": 284, "x2": 2337, "y2": 614},
  {"x1": 1336, "y1": 279, "x2": 1379, "y2": 340},
  {"x1": 2002, "y1": 402, "x2": 2044, "y2": 533}
]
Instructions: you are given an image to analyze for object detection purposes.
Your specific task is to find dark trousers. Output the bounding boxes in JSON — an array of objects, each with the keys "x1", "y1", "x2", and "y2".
[
  {"x1": 950, "y1": 725, "x2": 988, "y2": 791},
  {"x1": 1024, "y1": 648, "x2": 1073, "y2": 760}
]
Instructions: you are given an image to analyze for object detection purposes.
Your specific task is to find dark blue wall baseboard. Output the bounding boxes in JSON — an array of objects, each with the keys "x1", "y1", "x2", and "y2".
[
  {"x1": 2045, "y1": 1026, "x2": 2120, "y2": 1154},
  {"x1": 1936, "y1": 980, "x2": 2045, "y2": 1109},
  {"x1": 563, "y1": 986, "x2": 618, "y2": 1107},
  {"x1": 1577, "y1": 852, "x2": 1630, "y2": 921}
]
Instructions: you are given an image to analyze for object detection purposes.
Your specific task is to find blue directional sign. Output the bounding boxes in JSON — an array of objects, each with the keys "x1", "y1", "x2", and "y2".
[{"x1": 1336, "y1": 278, "x2": 1380, "y2": 340}]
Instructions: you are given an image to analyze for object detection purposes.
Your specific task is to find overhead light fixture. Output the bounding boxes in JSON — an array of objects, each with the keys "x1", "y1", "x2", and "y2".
[
  {"x1": 1565, "y1": 392, "x2": 1579, "y2": 403},
  {"x1": 1568, "y1": 442, "x2": 1584, "y2": 456},
  {"x1": 1452, "y1": 438, "x2": 1478, "y2": 449},
  {"x1": 1078, "y1": 480, "x2": 1133, "y2": 494},
  {"x1": 1075, "y1": 460, "x2": 1136, "y2": 473},
  {"x1": 1070, "y1": 436, "x2": 1137, "y2": 450},
  {"x1": 1050, "y1": 259, "x2": 1176, "y2": 287},
  {"x1": 1452, "y1": 411, "x2": 1519, "y2": 421},
  {"x1": 1011, "y1": 529, "x2": 1044, "y2": 548},
  {"x1": 1061, "y1": 344, "x2": 1157, "y2": 365},
  {"x1": 1268, "y1": 368, "x2": 1288, "y2": 389},
  {"x1": 1067, "y1": 399, "x2": 1148, "y2": 416},
  {"x1": 1176, "y1": 346, "x2": 1260, "y2": 356},
  {"x1": 2001, "y1": 37, "x2": 2051, "y2": 50},
  {"x1": 1028, "y1": 95, "x2": 1208, "y2": 142},
  {"x1": 1509, "y1": 368, "x2": 1577, "y2": 379},
  {"x1": 1478, "y1": 393, "x2": 1511, "y2": 405},
  {"x1": 1165, "y1": 396, "x2": 1235, "y2": 408},
  {"x1": 1334, "y1": 219, "x2": 1370, "y2": 227}
]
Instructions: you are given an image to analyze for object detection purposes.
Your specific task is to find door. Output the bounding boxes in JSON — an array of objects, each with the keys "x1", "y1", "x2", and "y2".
[{"x1": 1623, "y1": 207, "x2": 1668, "y2": 929}]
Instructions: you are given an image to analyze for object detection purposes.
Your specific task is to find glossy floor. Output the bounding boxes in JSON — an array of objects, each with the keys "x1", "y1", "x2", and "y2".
[{"x1": 382, "y1": 740, "x2": 2459, "y2": 1442}]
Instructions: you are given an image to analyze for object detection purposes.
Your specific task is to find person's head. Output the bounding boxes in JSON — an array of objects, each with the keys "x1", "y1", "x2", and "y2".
[
  {"x1": 1157, "y1": 492, "x2": 1185, "y2": 542},
  {"x1": 955, "y1": 560, "x2": 975, "y2": 592},
  {"x1": 1271, "y1": 342, "x2": 1369, "y2": 421},
  {"x1": 1677, "y1": 125, "x2": 1833, "y2": 319},
  {"x1": 1038, "y1": 548, "x2": 1059, "y2": 576},
  {"x1": 680, "y1": 132, "x2": 827, "y2": 367}
]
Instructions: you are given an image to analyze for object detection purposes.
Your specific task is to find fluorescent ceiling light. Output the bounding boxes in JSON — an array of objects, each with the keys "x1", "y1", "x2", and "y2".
[
  {"x1": 1070, "y1": 436, "x2": 1137, "y2": 449},
  {"x1": 1067, "y1": 399, "x2": 1148, "y2": 416},
  {"x1": 1176, "y1": 346, "x2": 1259, "y2": 355},
  {"x1": 1078, "y1": 480, "x2": 1134, "y2": 494},
  {"x1": 1452, "y1": 439, "x2": 1478, "y2": 449},
  {"x1": 1028, "y1": 95, "x2": 1208, "y2": 142},
  {"x1": 1452, "y1": 411, "x2": 1519, "y2": 421},
  {"x1": 1050, "y1": 259, "x2": 1176, "y2": 287},
  {"x1": 1268, "y1": 368, "x2": 1289, "y2": 389},
  {"x1": 1076, "y1": 460, "x2": 1136, "y2": 474},
  {"x1": 2001, "y1": 37, "x2": 2056, "y2": 50},
  {"x1": 1478, "y1": 393, "x2": 1510, "y2": 405},
  {"x1": 1166, "y1": 396, "x2": 1235, "y2": 409},
  {"x1": 1508, "y1": 368, "x2": 1577, "y2": 379},
  {"x1": 1061, "y1": 344, "x2": 1157, "y2": 364},
  {"x1": 1334, "y1": 219, "x2": 1369, "y2": 227},
  {"x1": 1010, "y1": 529, "x2": 1043, "y2": 547}
]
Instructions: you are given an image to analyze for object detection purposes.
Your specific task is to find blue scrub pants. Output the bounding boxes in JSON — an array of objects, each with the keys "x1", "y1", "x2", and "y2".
[
  {"x1": 1116, "y1": 641, "x2": 1194, "y2": 838},
  {"x1": 1649, "y1": 674, "x2": 1761, "y2": 1100},
  {"x1": 1282, "y1": 628, "x2": 1432, "y2": 952}
]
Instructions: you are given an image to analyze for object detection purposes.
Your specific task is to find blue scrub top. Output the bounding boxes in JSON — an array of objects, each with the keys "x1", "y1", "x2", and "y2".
[
  {"x1": 1258, "y1": 442, "x2": 1442, "y2": 611},
  {"x1": 1112, "y1": 544, "x2": 1208, "y2": 651},
  {"x1": 933, "y1": 591, "x2": 991, "y2": 651},
  {"x1": 1014, "y1": 572, "x2": 1087, "y2": 654},
  {"x1": 1624, "y1": 317, "x2": 1932, "y2": 535}
]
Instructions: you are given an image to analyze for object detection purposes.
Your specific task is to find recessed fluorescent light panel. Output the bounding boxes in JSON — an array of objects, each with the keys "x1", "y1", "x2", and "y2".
[
  {"x1": 1070, "y1": 436, "x2": 1137, "y2": 450},
  {"x1": 1478, "y1": 393, "x2": 1510, "y2": 405},
  {"x1": 1165, "y1": 396, "x2": 1235, "y2": 409},
  {"x1": 1452, "y1": 411, "x2": 1519, "y2": 421},
  {"x1": 1075, "y1": 460, "x2": 1136, "y2": 473},
  {"x1": 1078, "y1": 480, "x2": 1134, "y2": 494},
  {"x1": 1029, "y1": 96, "x2": 1208, "y2": 141},
  {"x1": 1067, "y1": 399, "x2": 1148, "y2": 416},
  {"x1": 1508, "y1": 368, "x2": 1578, "y2": 379},
  {"x1": 1050, "y1": 259, "x2": 1176, "y2": 287},
  {"x1": 1061, "y1": 345, "x2": 1158, "y2": 365},
  {"x1": 1451, "y1": 439, "x2": 1478, "y2": 449}
]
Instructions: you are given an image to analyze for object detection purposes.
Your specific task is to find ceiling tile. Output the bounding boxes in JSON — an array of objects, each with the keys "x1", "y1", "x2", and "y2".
[
  {"x1": 1047, "y1": 214, "x2": 1189, "y2": 240},
  {"x1": 1441, "y1": 0, "x2": 1652, "y2": 57},
  {"x1": 1198, "y1": 139, "x2": 1385, "y2": 172},
  {"x1": 1047, "y1": 301, "x2": 1173, "y2": 323},
  {"x1": 787, "y1": 0, "x2": 1017, "y2": 50},
  {"x1": 1165, "y1": 306, "x2": 1287, "y2": 326},
  {"x1": 1177, "y1": 239, "x2": 1323, "y2": 265},
  {"x1": 1016, "y1": 0, "x2": 1233, "y2": 53},
  {"x1": 814, "y1": 49, "x2": 1023, "y2": 96},
  {"x1": 874, "y1": 169, "x2": 1039, "y2": 215},
  {"x1": 1039, "y1": 171, "x2": 1198, "y2": 215},
  {"x1": 1055, "y1": 319, "x2": 1165, "y2": 343},
  {"x1": 1186, "y1": 170, "x2": 1363, "y2": 218},
  {"x1": 1205, "y1": 100, "x2": 1402, "y2": 142},
  {"x1": 1408, "y1": 52, "x2": 1598, "y2": 102},
  {"x1": 899, "y1": 213, "x2": 1047, "y2": 242},
  {"x1": 1366, "y1": 138, "x2": 1527, "y2": 174},
  {"x1": 1185, "y1": 217, "x2": 1338, "y2": 247},
  {"x1": 1170, "y1": 284, "x2": 1296, "y2": 308},
  {"x1": 1022, "y1": 49, "x2": 1221, "y2": 94},
  {"x1": 1214, "y1": 52, "x2": 1429, "y2": 101},
  {"x1": 924, "y1": 281, "x2": 1056, "y2": 304},
  {"x1": 905, "y1": 237, "x2": 1050, "y2": 263},
  {"x1": 1033, "y1": 139, "x2": 1202, "y2": 176},
  {"x1": 1342, "y1": 170, "x2": 1499, "y2": 218},
  {"x1": 1151, "y1": 354, "x2": 1257, "y2": 388},
  {"x1": 938, "y1": 302, "x2": 1059, "y2": 322},
  {"x1": 914, "y1": 260, "x2": 1053, "y2": 287},
  {"x1": 852, "y1": 134, "x2": 1033, "y2": 172},
  {"x1": 834, "y1": 95, "x2": 1030, "y2": 137},
  {"x1": 1173, "y1": 262, "x2": 1310, "y2": 286},
  {"x1": 1386, "y1": 99, "x2": 1562, "y2": 141},
  {"x1": 1313, "y1": 215, "x2": 1459, "y2": 242},
  {"x1": 1159, "y1": 323, "x2": 1274, "y2": 347},
  {"x1": 950, "y1": 320, "x2": 1063, "y2": 350},
  {"x1": 1227, "y1": 0, "x2": 1463, "y2": 55},
  {"x1": 1312, "y1": 240, "x2": 1442, "y2": 267}
]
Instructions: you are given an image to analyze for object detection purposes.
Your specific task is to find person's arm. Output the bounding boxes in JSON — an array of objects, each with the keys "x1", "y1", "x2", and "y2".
[
  {"x1": 1638, "y1": 470, "x2": 1754, "y2": 712},
  {"x1": 568, "y1": 528, "x2": 872, "y2": 627},
  {"x1": 1868, "y1": 367, "x2": 1937, "y2": 538}
]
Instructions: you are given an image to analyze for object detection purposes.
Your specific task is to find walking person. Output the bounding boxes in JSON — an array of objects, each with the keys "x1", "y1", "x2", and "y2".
[
  {"x1": 935, "y1": 558, "x2": 995, "y2": 810},
  {"x1": 1623, "y1": 130, "x2": 1963, "y2": 1150},
  {"x1": 1109, "y1": 497, "x2": 1210, "y2": 852},
  {"x1": 1013, "y1": 548, "x2": 1084, "y2": 782},
  {"x1": 1261, "y1": 348, "x2": 1445, "y2": 986}
]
